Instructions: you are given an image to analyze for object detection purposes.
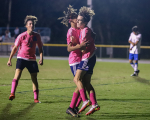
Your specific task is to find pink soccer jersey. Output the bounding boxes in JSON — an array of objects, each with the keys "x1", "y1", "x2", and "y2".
[
  {"x1": 67, "y1": 27, "x2": 81, "y2": 66},
  {"x1": 14, "y1": 31, "x2": 43, "y2": 60},
  {"x1": 79, "y1": 27, "x2": 96, "y2": 60}
]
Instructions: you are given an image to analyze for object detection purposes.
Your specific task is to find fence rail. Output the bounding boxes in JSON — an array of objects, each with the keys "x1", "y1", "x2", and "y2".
[
  {"x1": 1, "y1": 42, "x2": 150, "y2": 49},
  {"x1": 0, "y1": 42, "x2": 150, "y2": 59}
]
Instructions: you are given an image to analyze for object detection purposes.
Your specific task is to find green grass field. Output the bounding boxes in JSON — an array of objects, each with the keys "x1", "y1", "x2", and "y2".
[{"x1": 0, "y1": 57, "x2": 150, "y2": 120}]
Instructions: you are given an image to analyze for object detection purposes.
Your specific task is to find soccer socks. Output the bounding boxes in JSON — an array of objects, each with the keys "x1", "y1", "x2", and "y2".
[
  {"x1": 134, "y1": 63, "x2": 138, "y2": 72},
  {"x1": 130, "y1": 63, "x2": 134, "y2": 69},
  {"x1": 11, "y1": 79, "x2": 18, "y2": 94},
  {"x1": 76, "y1": 95, "x2": 82, "y2": 107},
  {"x1": 33, "y1": 89, "x2": 39, "y2": 100},
  {"x1": 90, "y1": 92, "x2": 97, "y2": 105},
  {"x1": 70, "y1": 92, "x2": 79, "y2": 108},
  {"x1": 79, "y1": 88, "x2": 87, "y2": 102}
]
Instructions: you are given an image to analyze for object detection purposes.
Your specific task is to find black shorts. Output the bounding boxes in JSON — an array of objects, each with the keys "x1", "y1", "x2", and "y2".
[{"x1": 16, "y1": 59, "x2": 39, "y2": 73}]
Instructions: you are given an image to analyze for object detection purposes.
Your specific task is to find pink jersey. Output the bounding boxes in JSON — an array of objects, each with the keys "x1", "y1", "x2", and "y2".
[
  {"x1": 67, "y1": 27, "x2": 81, "y2": 66},
  {"x1": 14, "y1": 31, "x2": 43, "y2": 61},
  {"x1": 79, "y1": 27, "x2": 96, "y2": 60}
]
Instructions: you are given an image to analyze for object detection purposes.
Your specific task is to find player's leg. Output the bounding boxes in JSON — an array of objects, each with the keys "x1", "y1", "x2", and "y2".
[
  {"x1": 134, "y1": 54, "x2": 140, "y2": 76},
  {"x1": 26, "y1": 61, "x2": 40, "y2": 103},
  {"x1": 9, "y1": 59, "x2": 25, "y2": 101},
  {"x1": 129, "y1": 53, "x2": 134, "y2": 69},
  {"x1": 73, "y1": 69, "x2": 91, "y2": 113},
  {"x1": 74, "y1": 94, "x2": 82, "y2": 113},
  {"x1": 69, "y1": 87, "x2": 88, "y2": 114},
  {"x1": 83, "y1": 74, "x2": 100, "y2": 115},
  {"x1": 66, "y1": 87, "x2": 80, "y2": 117},
  {"x1": 77, "y1": 54, "x2": 97, "y2": 113},
  {"x1": 9, "y1": 69, "x2": 22, "y2": 100},
  {"x1": 66, "y1": 64, "x2": 83, "y2": 116},
  {"x1": 69, "y1": 87, "x2": 79, "y2": 109},
  {"x1": 30, "y1": 72, "x2": 40, "y2": 103},
  {"x1": 74, "y1": 69, "x2": 87, "y2": 100},
  {"x1": 129, "y1": 53, "x2": 136, "y2": 76}
]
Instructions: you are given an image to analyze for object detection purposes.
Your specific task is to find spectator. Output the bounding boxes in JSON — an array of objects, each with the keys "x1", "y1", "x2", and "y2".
[
  {"x1": 0, "y1": 36, "x2": 2, "y2": 42},
  {"x1": 14, "y1": 27, "x2": 19, "y2": 38},
  {"x1": 2, "y1": 30, "x2": 11, "y2": 41}
]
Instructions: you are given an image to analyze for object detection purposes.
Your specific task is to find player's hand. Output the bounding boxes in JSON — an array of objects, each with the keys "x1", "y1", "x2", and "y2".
[
  {"x1": 132, "y1": 43, "x2": 135, "y2": 46},
  {"x1": 70, "y1": 36, "x2": 74, "y2": 42},
  {"x1": 70, "y1": 36, "x2": 76, "y2": 44},
  {"x1": 80, "y1": 40, "x2": 90, "y2": 50},
  {"x1": 7, "y1": 60, "x2": 12, "y2": 66},
  {"x1": 38, "y1": 59, "x2": 43, "y2": 65}
]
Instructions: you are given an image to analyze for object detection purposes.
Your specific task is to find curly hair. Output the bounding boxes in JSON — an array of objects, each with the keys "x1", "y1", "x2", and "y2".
[
  {"x1": 58, "y1": 5, "x2": 78, "y2": 27},
  {"x1": 132, "y1": 26, "x2": 138, "y2": 32},
  {"x1": 24, "y1": 15, "x2": 38, "y2": 25},
  {"x1": 78, "y1": 6, "x2": 95, "y2": 23}
]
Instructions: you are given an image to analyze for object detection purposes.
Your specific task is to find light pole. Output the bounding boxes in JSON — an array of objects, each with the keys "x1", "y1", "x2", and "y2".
[
  {"x1": 7, "y1": 0, "x2": 12, "y2": 29},
  {"x1": 87, "y1": 0, "x2": 93, "y2": 29}
]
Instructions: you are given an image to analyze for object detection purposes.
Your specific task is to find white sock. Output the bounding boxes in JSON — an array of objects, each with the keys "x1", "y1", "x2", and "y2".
[
  {"x1": 134, "y1": 63, "x2": 138, "y2": 72},
  {"x1": 130, "y1": 63, "x2": 134, "y2": 69}
]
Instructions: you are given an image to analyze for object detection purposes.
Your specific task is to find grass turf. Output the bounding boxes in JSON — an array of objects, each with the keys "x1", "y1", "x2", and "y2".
[{"x1": 0, "y1": 57, "x2": 150, "y2": 120}]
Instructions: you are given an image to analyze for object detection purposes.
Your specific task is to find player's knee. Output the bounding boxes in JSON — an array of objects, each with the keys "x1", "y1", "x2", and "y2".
[
  {"x1": 73, "y1": 77, "x2": 80, "y2": 84},
  {"x1": 73, "y1": 78, "x2": 77, "y2": 84},
  {"x1": 134, "y1": 60, "x2": 138, "y2": 63},
  {"x1": 129, "y1": 60, "x2": 132, "y2": 63}
]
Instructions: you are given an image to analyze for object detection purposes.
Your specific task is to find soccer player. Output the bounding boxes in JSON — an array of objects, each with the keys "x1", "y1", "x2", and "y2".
[
  {"x1": 128, "y1": 26, "x2": 142, "y2": 76},
  {"x1": 73, "y1": 6, "x2": 100, "y2": 115},
  {"x1": 7, "y1": 15, "x2": 43, "y2": 103},
  {"x1": 58, "y1": 5, "x2": 89, "y2": 117}
]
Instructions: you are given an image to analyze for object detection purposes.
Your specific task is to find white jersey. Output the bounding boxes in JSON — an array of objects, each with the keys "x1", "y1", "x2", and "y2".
[{"x1": 129, "y1": 32, "x2": 142, "y2": 54}]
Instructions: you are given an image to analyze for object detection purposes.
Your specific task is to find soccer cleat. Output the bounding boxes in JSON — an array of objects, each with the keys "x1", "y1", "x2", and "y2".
[
  {"x1": 136, "y1": 70, "x2": 140, "y2": 76},
  {"x1": 34, "y1": 99, "x2": 41, "y2": 103},
  {"x1": 74, "y1": 107, "x2": 79, "y2": 114},
  {"x1": 131, "y1": 70, "x2": 140, "y2": 76},
  {"x1": 78, "y1": 100, "x2": 91, "y2": 114},
  {"x1": 131, "y1": 73, "x2": 137, "y2": 76},
  {"x1": 86, "y1": 104, "x2": 100, "y2": 116},
  {"x1": 9, "y1": 93, "x2": 15, "y2": 101},
  {"x1": 66, "y1": 107, "x2": 79, "y2": 117}
]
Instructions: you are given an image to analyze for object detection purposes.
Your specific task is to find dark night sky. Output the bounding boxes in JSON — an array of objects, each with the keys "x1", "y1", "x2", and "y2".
[{"x1": 0, "y1": 0, "x2": 150, "y2": 45}]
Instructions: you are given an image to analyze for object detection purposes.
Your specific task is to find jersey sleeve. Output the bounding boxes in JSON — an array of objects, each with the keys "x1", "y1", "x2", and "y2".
[
  {"x1": 128, "y1": 33, "x2": 132, "y2": 41},
  {"x1": 67, "y1": 29, "x2": 73, "y2": 45},
  {"x1": 136, "y1": 34, "x2": 142, "y2": 41},
  {"x1": 14, "y1": 34, "x2": 22, "y2": 47},
  {"x1": 36, "y1": 34, "x2": 43, "y2": 48},
  {"x1": 81, "y1": 28, "x2": 91, "y2": 43}
]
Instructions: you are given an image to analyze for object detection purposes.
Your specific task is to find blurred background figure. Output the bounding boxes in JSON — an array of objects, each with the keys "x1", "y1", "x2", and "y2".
[
  {"x1": 128, "y1": 26, "x2": 142, "y2": 76},
  {"x1": 14, "y1": 27, "x2": 19, "y2": 39},
  {"x1": 2, "y1": 30, "x2": 11, "y2": 41},
  {"x1": 0, "y1": 36, "x2": 2, "y2": 42},
  {"x1": 37, "y1": 29, "x2": 40, "y2": 34}
]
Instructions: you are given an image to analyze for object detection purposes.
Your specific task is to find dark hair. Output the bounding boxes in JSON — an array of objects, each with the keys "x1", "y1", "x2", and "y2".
[
  {"x1": 24, "y1": 15, "x2": 38, "y2": 25},
  {"x1": 78, "y1": 6, "x2": 95, "y2": 23},
  {"x1": 58, "y1": 5, "x2": 77, "y2": 27},
  {"x1": 132, "y1": 26, "x2": 138, "y2": 32}
]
